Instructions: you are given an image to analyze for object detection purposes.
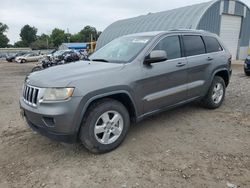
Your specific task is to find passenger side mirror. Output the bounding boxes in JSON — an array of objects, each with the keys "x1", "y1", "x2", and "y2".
[{"x1": 144, "y1": 50, "x2": 167, "y2": 65}]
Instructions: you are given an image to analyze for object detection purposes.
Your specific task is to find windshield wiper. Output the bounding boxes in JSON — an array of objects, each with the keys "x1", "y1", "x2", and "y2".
[{"x1": 91, "y1": 58, "x2": 109, "y2": 62}]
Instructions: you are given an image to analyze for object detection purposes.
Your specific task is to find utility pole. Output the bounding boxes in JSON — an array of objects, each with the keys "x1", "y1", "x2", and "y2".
[
  {"x1": 90, "y1": 33, "x2": 93, "y2": 53},
  {"x1": 46, "y1": 38, "x2": 49, "y2": 49},
  {"x1": 67, "y1": 28, "x2": 70, "y2": 43}
]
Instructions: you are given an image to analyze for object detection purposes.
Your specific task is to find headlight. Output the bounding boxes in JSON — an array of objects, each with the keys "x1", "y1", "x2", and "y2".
[{"x1": 42, "y1": 88, "x2": 74, "y2": 101}]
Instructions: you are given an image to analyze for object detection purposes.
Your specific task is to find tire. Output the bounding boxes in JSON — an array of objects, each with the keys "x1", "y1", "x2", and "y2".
[
  {"x1": 201, "y1": 76, "x2": 226, "y2": 109},
  {"x1": 21, "y1": 59, "x2": 26, "y2": 63},
  {"x1": 79, "y1": 98, "x2": 130, "y2": 154},
  {"x1": 31, "y1": 66, "x2": 43, "y2": 72},
  {"x1": 245, "y1": 69, "x2": 250, "y2": 76}
]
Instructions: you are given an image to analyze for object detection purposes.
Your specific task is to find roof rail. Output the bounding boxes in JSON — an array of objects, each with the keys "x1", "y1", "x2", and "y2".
[{"x1": 169, "y1": 29, "x2": 206, "y2": 32}]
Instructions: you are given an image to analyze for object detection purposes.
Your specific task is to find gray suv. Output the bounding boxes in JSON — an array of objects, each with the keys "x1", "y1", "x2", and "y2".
[{"x1": 20, "y1": 30, "x2": 232, "y2": 153}]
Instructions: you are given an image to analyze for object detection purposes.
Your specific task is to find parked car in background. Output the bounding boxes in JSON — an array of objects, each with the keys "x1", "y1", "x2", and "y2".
[
  {"x1": 31, "y1": 50, "x2": 80, "y2": 72},
  {"x1": 0, "y1": 53, "x2": 7, "y2": 60},
  {"x1": 52, "y1": 50, "x2": 80, "y2": 62},
  {"x1": 244, "y1": 55, "x2": 250, "y2": 76},
  {"x1": 15, "y1": 53, "x2": 44, "y2": 63},
  {"x1": 6, "y1": 52, "x2": 29, "y2": 62},
  {"x1": 20, "y1": 30, "x2": 232, "y2": 153},
  {"x1": 64, "y1": 50, "x2": 80, "y2": 62}
]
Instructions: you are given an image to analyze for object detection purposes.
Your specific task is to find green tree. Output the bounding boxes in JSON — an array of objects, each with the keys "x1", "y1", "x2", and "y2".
[
  {"x1": 69, "y1": 26, "x2": 100, "y2": 43},
  {"x1": 50, "y1": 28, "x2": 66, "y2": 47},
  {"x1": 14, "y1": 40, "x2": 27, "y2": 47},
  {"x1": 97, "y1": 31, "x2": 102, "y2": 39},
  {"x1": 20, "y1": 25, "x2": 37, "y2": 46},
  {"x1": 30, "y1": 39, "x2": 48, "y2": 50},
  {"x1": 0, "y1": 23, "x2": 9, "y2": 47},
  {"x1": 70, "y1": 33, "x2": 82, "y2": 42},
  {"x1": 79, "y1": 26, "x2": 98, "y2": 42}
]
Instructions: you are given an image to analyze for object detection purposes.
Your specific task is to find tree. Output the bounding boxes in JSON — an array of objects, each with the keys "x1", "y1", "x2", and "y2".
[
  {"x1": 14, "y1": 41, "x2": 27, "y2": 47},
  {"x1": 70, "y1": 33, "x2": 82, "y2": 42},
  {"x1": 50, "y1": 28, "x2": 66, "y2": 47},
  {"x1": 20, "y1": 25, "x2": 37, "y2": 46},
  {"x1": 69, "y1": 26, "x2": 100, "y2": 43},
  {"x1": 0, "y1": 23, "x2": 9, "y2": 47},
  {"x1": 30, "y1": 39, "x2": 49, "y2": 50},
  {"x1": 79, "y1": 26, "x2": 98, "y2": 42},
  {"x1": 97, "y1": 31, "x2": 102, "y2": 39},
  {"x1": 30, "y1": 33, "x2": 54, "y2": 50}
]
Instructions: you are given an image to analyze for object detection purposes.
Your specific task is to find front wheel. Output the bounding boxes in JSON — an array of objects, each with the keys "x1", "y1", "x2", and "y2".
[
  {"x1": 31, "y1": 66, "x2": 43, "y2": 72},
  {"x1": 79, "y1": 99, "x2": 130, "y2": 153},
  {"x1": 21, "y1": 59, "x2": 26, "y2": 63},
  {"x1": 201, "y1": 76, "x2": 226, "y2": 109}
]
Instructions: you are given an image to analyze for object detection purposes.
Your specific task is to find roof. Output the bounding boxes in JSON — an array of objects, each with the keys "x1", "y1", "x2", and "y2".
[
  {"x1": 120, "y1": 30, "x2": 214, "y2": 38},
  {"x1": 96, "y1": 0, "x2": 216, "y2": 49},
  {"x1": 61, "y1": 43, "x2": 88, "y2": 49}
]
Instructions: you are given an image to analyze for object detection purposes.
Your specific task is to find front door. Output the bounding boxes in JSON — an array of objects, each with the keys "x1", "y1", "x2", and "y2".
[{"x1": 142, "y1": 35, "x2": 188, "y2": 114}]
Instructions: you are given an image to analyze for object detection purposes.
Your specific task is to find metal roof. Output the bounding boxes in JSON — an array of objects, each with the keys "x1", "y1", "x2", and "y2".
[
  {"x1": 96, "y1": 0, "x2": 216, "y2": 49},
  {"x1": 61, "y1": 43, "x2": 88, "y2": 49}
]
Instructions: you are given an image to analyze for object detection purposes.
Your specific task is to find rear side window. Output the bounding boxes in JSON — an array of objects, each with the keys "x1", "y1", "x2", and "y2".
[
  {"x1": 183, "y1": 35, "x2": 206, "y2": 57},
  {"x1": 203, "y1": 36, "x2": 223, "y2": 53},
  {"x1": 153, "y1": 36, "x2": 181, "y2": 60}
]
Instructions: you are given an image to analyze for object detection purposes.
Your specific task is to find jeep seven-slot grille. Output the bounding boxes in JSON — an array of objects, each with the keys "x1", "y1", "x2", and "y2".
[{"x1": 23, "y1": 85, "x2": 39, "y2": 106}]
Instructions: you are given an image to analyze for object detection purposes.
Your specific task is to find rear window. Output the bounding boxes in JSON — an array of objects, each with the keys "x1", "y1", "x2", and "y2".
[
  {"x1": 203, "y1": 36, "x2": 223, "y2": 53},
  {"x1": 183, "y1": 35, "x2": 206, "y2": 57}
]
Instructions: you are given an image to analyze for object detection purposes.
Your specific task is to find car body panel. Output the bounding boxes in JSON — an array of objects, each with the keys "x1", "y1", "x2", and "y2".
[{"x1": 20, "y1": 30, "x2": 232, "y2": 143}]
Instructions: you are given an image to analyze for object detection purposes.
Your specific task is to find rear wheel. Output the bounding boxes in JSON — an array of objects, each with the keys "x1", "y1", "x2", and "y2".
[
  {"x1": 201, "y1": 76, "x2": 226, "y2": 109},
  {"x1": 79, "y1": 99, "x2": 130, "y2": 153}
]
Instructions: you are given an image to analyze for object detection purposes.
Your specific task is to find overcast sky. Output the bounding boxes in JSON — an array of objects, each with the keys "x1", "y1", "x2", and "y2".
[{"x1": 1, "y1": 0, "x2": 250, "y2": 44}]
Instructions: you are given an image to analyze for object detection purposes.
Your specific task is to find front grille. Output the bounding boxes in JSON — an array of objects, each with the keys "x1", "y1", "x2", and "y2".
[{"x1": 23, "y1": 85, "x2": 39, "y2": 106}]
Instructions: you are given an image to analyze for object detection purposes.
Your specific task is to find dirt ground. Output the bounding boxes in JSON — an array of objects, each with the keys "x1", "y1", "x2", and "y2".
[{"x1": 0, "y1": 61, "x2": 249, "y2": 188}]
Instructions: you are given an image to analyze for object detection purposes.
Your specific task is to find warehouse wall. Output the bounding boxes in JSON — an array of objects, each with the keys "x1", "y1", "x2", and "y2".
[
  {"x1": 198, "y1": 0, "x2": 250, "y2": 59},
  {"x1": 197, "y1": 1, "x2": 221, "y2": 35},
  {"x1": 222, "y1": 0, "x2": 250, "y2": 59}
]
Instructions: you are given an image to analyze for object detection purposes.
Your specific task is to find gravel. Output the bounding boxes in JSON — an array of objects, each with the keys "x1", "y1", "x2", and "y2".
[{"x1": 0, "y1": 61, "x2": 249, "y2": 188}]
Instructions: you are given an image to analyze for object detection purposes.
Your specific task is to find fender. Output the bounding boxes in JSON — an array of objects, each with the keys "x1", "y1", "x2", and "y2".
[
  {"x1": 74, "y1": 88, "x2": 138, "y2": 134},
  {"x1": 205, "y1": 67, "x2": 230, "y2": 94}
]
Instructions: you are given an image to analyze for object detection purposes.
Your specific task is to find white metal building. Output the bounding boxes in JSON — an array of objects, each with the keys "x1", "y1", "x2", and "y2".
[{"x1": 97, "y1": 0, "x2": 250, "y2": 60}]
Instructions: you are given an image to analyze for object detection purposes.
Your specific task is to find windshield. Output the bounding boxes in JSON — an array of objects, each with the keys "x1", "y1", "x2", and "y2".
[
  {"x1": 90, "y1": 36, "x2": 152, "y2": 63},
  {"x1": 24, "y1": 53, "x2": 32, "y2": 57}
]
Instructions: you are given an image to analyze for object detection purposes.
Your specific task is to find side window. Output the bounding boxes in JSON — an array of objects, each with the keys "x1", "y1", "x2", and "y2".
[
  {"x1": 203, "y1": 36, "x2": 223, "y2": 53},
  {"x1": 183, "y1": 35, "x2": 206, "y2": 57},
  {"x1": 153, "y1": 36, "x2": 181, "y2": 60}
]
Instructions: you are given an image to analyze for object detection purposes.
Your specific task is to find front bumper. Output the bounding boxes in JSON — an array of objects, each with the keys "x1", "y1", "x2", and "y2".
[
  {"x1": 20, "y1": 96, "x2": 83, "y2": 143},
  {"x1": 244, "y1": 61, "x2": 250, "y2": 72}
]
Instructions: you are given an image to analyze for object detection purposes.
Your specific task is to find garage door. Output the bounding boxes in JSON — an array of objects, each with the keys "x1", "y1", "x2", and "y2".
[{"x1": 220, "y1": 14, "x2": 242, "y2": 60}]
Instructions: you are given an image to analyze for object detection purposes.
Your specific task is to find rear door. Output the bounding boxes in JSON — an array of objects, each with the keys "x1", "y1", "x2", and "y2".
[
  {"x1": 182, "y1": 35, "x2": 211, "y2": 99},
  {"x1": 142, "y1": 35, "x2": 188, "y2": 114}
]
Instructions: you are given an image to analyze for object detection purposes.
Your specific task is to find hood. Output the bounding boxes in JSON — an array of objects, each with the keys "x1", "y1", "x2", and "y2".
[{"x1": 26, "y1": 61, "x2": 125, "y2": 87}]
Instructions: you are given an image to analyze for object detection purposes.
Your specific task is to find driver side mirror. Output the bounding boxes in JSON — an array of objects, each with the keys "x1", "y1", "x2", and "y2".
[{"x1": 144, "y1": 50, "x2": 167, "y2": 65}]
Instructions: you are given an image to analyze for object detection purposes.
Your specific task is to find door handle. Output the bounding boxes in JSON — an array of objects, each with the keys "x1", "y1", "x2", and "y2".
[
  {"x1": 207, "y1": 57, "x2": 213, "y2": 61},
  {"x1": 176, "y1": 62, "x2": 186, "y2": 67}
]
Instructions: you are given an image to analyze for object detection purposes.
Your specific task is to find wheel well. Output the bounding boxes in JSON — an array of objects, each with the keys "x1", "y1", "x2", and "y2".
[
  {"x1": 86, "y1": 93, "x2": 137, "y2": 123},
  {"x1": 215, "y1": 70, "x2": 229, "y2": 87}
]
